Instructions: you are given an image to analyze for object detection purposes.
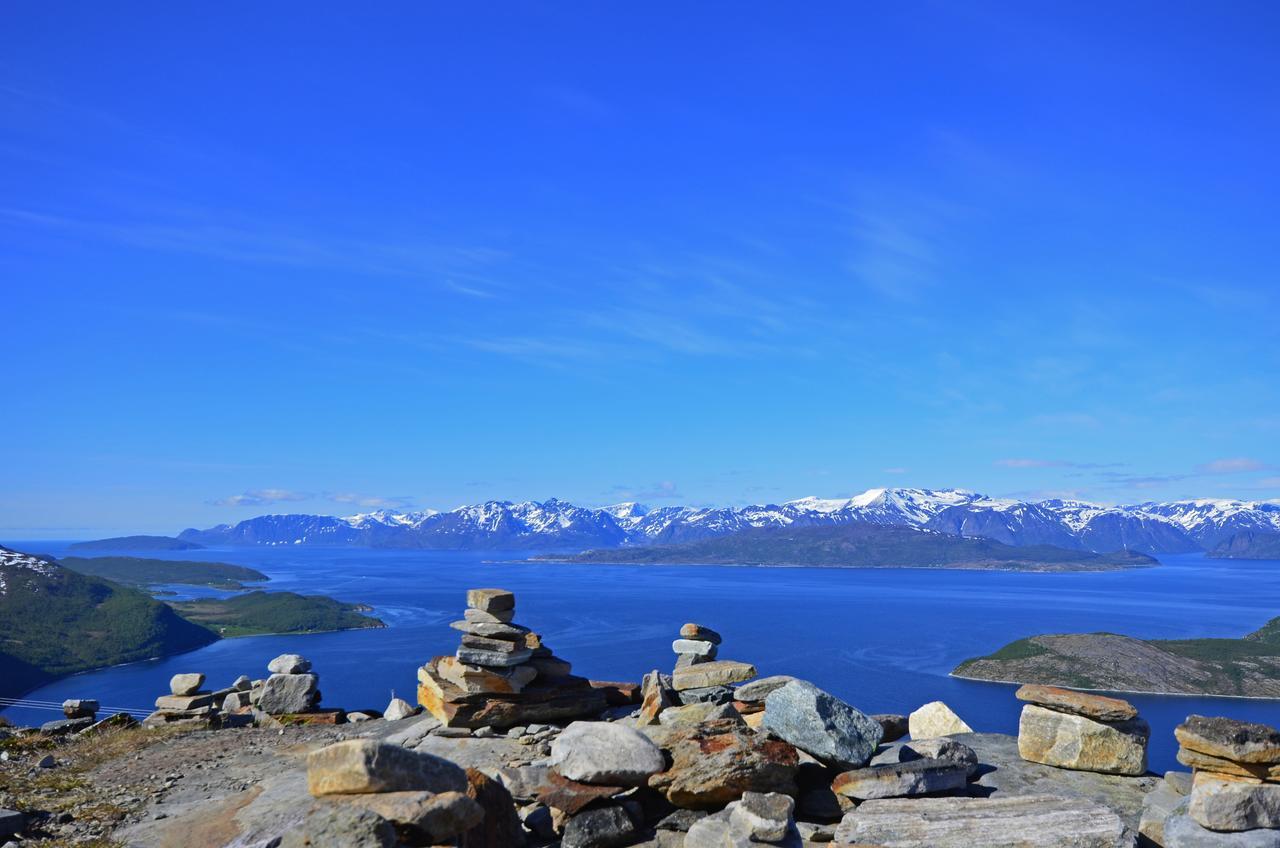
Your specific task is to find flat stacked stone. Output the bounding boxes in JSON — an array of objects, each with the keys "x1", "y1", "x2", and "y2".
[
  {"x1": 1014, "y1": 684, "x2": 1149, "y2": 776},
  {"x1": 142, "y1": 672, "x2": 222, "y2": 728},
  {"x1": 417, "y1": 588, "x2": 607, "y2": 729},
  {"x1": 1171, "y1": 715, "x2": 1280, "y2": 837},
  {"x1": 674, "y1": 622, "x2": 722, "y2": 668}
]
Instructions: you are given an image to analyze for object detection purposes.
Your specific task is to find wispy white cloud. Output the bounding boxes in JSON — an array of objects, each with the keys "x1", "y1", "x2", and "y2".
[
  {"x1": 328, "y1": 493, "x2": 420, "y2": 510},
  {"x1": 211, "y1": 488, "x2": 311, "y2": 507},
  {"x1": 1197, "y1": 457, "x2": 1268, "y2": 475}
]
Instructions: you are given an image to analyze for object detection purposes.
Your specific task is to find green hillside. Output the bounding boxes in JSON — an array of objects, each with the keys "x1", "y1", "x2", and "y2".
[{"x1": 0, "y1": 547, "x2": 217, "y2": 698}]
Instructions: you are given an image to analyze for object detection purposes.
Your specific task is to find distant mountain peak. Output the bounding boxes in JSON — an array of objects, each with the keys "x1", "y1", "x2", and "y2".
[{"x1": 174, "y1": 487, "x2": 1280, "y2": 555}]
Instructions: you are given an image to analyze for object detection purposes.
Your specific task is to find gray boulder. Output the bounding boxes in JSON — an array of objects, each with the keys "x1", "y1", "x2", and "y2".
[
  {"x1": 761, "y1": 680, "x2": 882, "y2": 769},
  {"x1": 267, "y1": 653, "x2": 312, "y2": 674},
  {"x1": 549, "y1": 721, "x2": 666, "y2": 787},
  {"x1": 1189, "y1": 777, "x2": 1280, "y2": 832},
  {"x1": 169, "y1": 673, "x2": 205, "y2": 696},
  {"x1": 258, "y1": 673, "x2": 318, "y2": 714}
]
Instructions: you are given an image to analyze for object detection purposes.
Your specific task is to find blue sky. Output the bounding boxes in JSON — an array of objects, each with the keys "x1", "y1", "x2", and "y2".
[{"x1": 3, "y1": 2, "x2": 1278, "y2": 536}]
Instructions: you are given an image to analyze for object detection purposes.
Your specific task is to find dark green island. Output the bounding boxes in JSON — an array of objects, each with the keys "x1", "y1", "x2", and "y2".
[
  {"x1": 543, "y1": 523, "x2": 1157, "y2": 572},
  {"x1": 953, "y1": 615, "x2": 1280, "y2": 697},
  {"x1": 60, "y1": 555, "x2": 269, "y2": 590}
]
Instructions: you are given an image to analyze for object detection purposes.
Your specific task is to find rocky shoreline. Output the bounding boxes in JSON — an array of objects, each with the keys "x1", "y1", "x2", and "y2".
[{"x1": 2, "y1": 587, "x2": 1278, "y2": 847}]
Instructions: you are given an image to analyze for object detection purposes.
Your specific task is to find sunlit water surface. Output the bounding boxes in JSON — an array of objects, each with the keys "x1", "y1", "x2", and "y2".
[{"x1": 8, "y1": 543, "x2": 1280, "y2": 772}]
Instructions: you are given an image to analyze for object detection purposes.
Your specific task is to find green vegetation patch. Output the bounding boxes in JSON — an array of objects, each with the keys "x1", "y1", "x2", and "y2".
[
  {"x1": 171, "y1": 591, "x2": 385, "y2": 637},
  {"x1": 0, "y1": 567, "x2": 217, "y2": 697}
]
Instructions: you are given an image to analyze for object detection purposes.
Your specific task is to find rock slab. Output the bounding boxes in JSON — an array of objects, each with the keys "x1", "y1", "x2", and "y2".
[{"x1": 834, "y1": 794, "x2": 1133, "y2": 848}]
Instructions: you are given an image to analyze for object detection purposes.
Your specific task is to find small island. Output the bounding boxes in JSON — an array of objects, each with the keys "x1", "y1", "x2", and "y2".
[
  {"x1": 953, "y1": 616, "x2": 1280, "y2": 697},
  {"x1": 67, "y1": 535, "x2": 206, "y2": 552},
  {"x1": 170, "y1": 591, "x2": 387, "y2": 637},
  {"x1": 60, "y1": 555, "x2": 269, "y2": 590},
  {"x1": 543, "y1": 523, "x2": 1158, "y2": 572}
]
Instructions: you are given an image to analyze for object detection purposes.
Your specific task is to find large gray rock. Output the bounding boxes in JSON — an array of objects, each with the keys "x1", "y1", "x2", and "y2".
[
  {"x1": 1015, "y1": 684, "x2": 1138, "y2": 722},
  {"x1": 549, "y1": 720, "x2": 666, "y2": 787},
  {"x1": 306, "y1": 739, "x2": 468, "y2": 796},
  {"x1": 258, "y1": 673, "x2": 319, "y2": 714},
  {"x1": 834, "y1": 794, "x2": 1133, "y2": 847},
  {"x1": 832, "y1": 758, "x2": 971, "y2": 800},
  {"x1": 169, "y1": 672, "x2": 205, "y2": 696},
  {"x1": 1189, "y1": 776, "x2": 1280, "y2": 832},
  {"x1": 1018, "y1": 704, "x2": 1149, "y2": 776},
  {"x1": 1165, "y1": 811, "x2": 1280, "y2": 847},
  {"x1": 761, "y1": 680, "x2": 882, "y2": 769},
  {"x1": 560, "y1": 805, "x2": 638, "y2": 848},
  {"x1": 267, "y1": 653, "x2": 311, "y2": 674}
]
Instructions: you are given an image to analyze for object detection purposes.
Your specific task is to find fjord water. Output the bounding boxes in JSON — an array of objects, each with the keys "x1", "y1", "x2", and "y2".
[{"x1": 9, "y1": 543, "x2": 1280, "y2": 772}]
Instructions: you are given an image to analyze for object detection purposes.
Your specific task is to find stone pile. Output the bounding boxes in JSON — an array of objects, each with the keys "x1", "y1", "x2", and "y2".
[
  {"x1": 38, "y1": 699, "x2": 101, "y2": 735},
  {"x1": 1163, "y1": 714, "x2": 1280, "y2": 842},
  {"x1": 417, "y1": 588, "x2": 608, "y2": 729},
  {"x1": 1015, "y1": 684, "x2": 1149, "y2": 776},
  {"x1": 300, "y1": 738, "x2": 484, "y2": 846},
  {"x1": 255, "y1": 653, "x2": 331, "y2": 719},
  {"x1": 142, "y1": 672, "x2": 222, "y2": 729},
  {"x1": 684, "y1": 791, "x2": 802, "y2": 847}
]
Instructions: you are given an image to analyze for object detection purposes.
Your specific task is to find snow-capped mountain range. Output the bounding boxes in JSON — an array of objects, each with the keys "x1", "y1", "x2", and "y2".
[{"x1": 176, "y1": 488, "x2": 1280, "y2": 554}]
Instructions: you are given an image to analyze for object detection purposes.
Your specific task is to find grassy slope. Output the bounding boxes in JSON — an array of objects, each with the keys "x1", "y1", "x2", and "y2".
[
  {"x1": 60, "y1": 555, "x2": 268, "y2": 590},
  {"x1": 0, "y1": 564, "x2": 218, "y2": 698},
  {"x1": 553, "y1": 523, "x2": 1157, "y2": 571},
  {"x1": 170, "y1": 591, "x2": 385, "y2": 637}
]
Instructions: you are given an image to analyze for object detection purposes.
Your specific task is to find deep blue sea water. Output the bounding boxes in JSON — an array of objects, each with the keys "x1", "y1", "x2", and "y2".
[{"x1": 6, "y1": 542, "x2": 1280, "y2": 772}]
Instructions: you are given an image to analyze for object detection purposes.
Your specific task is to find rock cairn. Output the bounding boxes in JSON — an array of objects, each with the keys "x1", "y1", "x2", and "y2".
[
  {"x1": 255, "y1": 653, "x2": 332, "y2": 720},
  {"x1": 1014, "y1": 684, "x2": 1149, "y2": 776},
  {"x1": 1170, "y1": 714, "x2": 1280, "y2": 838},
  {"x1": 416, "y1": 588, "x2": 608, "y2": 729},
  {"x1": 143, "y1": 672, "x2": 223, "y2": 729}
]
